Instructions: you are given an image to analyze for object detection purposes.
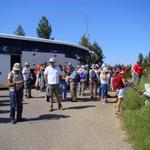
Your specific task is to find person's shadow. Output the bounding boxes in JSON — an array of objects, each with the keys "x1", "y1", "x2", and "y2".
[
  {"x1": 65, "y1": 105, "x2": 96, "y2": 110},
  {"x1": 27, "y1": 114, "x2": 70, "y2": 122},
  {"x1": 0, "y1": 114, "x2": 70, "y2": 124}
]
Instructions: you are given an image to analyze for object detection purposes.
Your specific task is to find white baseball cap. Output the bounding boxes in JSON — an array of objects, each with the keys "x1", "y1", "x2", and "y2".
[
  {"x1": 48, "y1": 58, "x2": 56, "y2": 63},
  {"x1": 25, "y1": 62, "x2": 30, "y2": 66}
]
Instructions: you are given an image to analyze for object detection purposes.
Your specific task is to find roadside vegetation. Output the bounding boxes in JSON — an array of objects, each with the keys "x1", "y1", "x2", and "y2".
[{"x1": 123, "y1": 70, "x2": 150, "y2": 150}]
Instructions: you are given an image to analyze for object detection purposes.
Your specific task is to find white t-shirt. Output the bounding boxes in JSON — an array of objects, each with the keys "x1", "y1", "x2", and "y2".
[
  {"x1": 44, "y1": 66, "x2": 62, "y2": 85},
  {"x1": 100, "y1": 73, "x2": 110, "y2": 84},
  {"x1": 22, "y1": 67, "x2": 30, "y2": 81}
]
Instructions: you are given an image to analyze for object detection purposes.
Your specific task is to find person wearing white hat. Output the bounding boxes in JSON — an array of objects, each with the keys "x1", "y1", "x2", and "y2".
[
  {"x1": 44, "y1": 58, "x2": 64, "y2": 111},
  {"x1": 78, "y1": 65, "x2": 87, "y2": 96},
  {"x1": 89, "y1": 64, "x2": 99, "y2": 100},
  {"x1": 7, "y1": 63, "x2": 24, "y2": 124},
  {"x1": 100, "y1": 67, "x2": 110, "y2": 104},
  {"x1": 22, "y1": 62, "x2": 32, "y2": 98}
]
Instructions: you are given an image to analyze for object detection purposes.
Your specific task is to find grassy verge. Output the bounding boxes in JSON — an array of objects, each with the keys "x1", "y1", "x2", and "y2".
[
  {"x1": 123, "y1": 74, "x2": 150, "y2": 150},
  {"x1": 0, "y1": 84, "x2": 8, "y2": 89}
]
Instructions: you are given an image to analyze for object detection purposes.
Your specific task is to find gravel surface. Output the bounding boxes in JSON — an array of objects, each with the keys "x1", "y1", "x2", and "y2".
[{"x1": 0, "y1": 89, "x2": 132, "y2": 150}]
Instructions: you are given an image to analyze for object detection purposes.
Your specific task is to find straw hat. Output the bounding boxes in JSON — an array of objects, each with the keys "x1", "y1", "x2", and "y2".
[
  {"x1": 103, "y1": 67, "x2": 108, "y2": 73},
  {"x1": 13, "y1": 63, "x2": 21, "y2": 71}
]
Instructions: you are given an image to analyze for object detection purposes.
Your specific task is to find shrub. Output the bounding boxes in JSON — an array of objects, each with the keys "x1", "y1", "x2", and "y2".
[{"x1": 123, "y1": 71, "x2": 150, "y2": 150}]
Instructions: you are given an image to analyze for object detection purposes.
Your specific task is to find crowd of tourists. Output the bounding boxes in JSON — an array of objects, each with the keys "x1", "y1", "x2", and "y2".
[{"x1": 7, "y1": 57, "x2": 144, "y2": 124}]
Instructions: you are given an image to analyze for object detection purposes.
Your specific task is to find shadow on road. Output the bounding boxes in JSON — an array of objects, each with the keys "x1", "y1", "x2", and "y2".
[
  {"x1": 0, "y1": 110, "x2": 10, "y2": 114},
  {"x1": 66, "y1": 105, "x2": 96, "y2": 110},
  {"x1": 27, "y1": 114, "x2": 70, "y2": 122},
  {"x1": 0, "y1": 118, "x2": 10, "y2": 123},
  {"x1": 0, "y1": 114, "x2": 70, "y2": 124}
]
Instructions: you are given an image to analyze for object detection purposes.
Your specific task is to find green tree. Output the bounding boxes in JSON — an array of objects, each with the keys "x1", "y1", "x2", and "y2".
[
  {"x1": 36, "y1": 16, "x2": 52, "y2": 39},
  {"x1": 14, "y1": 25, "x2": 25, "y2": 36},
  {"x1": 79, "y1": 34, "x2": 104, "y2": 64},
  {"x1": 91, "y1": 41, "x2": 104, "y2": 64},
  {"x1": 79, "y1": 34, "x2": 91, "y2": 48},
  {"x1": 138, "y1": 52, "x2": 144, "y2": 62},
  {"x1": 143, "y1": 51, "x2": 150, "y2": 67}
]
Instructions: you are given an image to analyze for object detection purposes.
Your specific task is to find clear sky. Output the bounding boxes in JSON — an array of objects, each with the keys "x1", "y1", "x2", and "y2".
[{"x1": 0, "y1": 0, "x2": 150, "y2": 65}]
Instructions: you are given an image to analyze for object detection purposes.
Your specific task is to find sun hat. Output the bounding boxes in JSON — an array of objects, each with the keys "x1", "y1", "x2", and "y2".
[
  {"x1": 103, "y1": 67, "x2": 108, "y2": 73},
  {"x1": 25, "y1": 62, "x2": 30, "y2": 66},
  {"x1": 95, "y1": 64, "x2": 99, "y2": 68},
  {"x1": 48, "y1": 58, "x2": 56, "y2": 63},
  {"x1": 81, "y1": 65, "x2": 85, "y2": 69},
  {"x1": 13, "y1": 63, "x2": 21, "y2": 71},
  {"x1": 91, "y1": 64, "x2": 95, "y2": 69}
]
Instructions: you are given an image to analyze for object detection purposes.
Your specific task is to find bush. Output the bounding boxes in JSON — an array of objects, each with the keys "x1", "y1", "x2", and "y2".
[{"x1": 123, "y1": 72, "x2": 150, "y2": 150}]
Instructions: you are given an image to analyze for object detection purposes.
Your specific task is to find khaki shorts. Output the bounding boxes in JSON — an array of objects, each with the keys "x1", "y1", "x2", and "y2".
[{"x1": 46, "y1": 84, "x2": 61, "y2": 97}]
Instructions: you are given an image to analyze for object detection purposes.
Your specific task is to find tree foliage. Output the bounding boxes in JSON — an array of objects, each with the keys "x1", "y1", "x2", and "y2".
[
  {"x1": 79, "y1": 34, "x2": 104, "y2": 64},
  {"x1": 137, "y1": 52, "x2": 150, "y2": 68},
  {"x1": 138, "y1": 53, "x2": 144, "y2": 62},
  {"x1": 36, "y1": 16, "x2": 52, "y2": 39},
  {"x1": 14, "y1": 25, "x2": 25, "y2": 36}
]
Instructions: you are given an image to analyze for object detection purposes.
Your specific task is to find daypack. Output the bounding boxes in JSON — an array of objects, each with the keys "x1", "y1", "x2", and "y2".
[
  {"x1": 75, "y1": 73, "x2": 81, "y2": 82},
  {"x1": 112, "y1": 73, "x2": 124, "y2": 89},
  {"x1": 80, "y1": 71, "x2": 86, "y2": 79},
  {"x1": 90, "y1": 70, "x2": 98, "y2": 80},
  {"x1": 71, "y1": 71, "x2": 80, "y2": 82}
]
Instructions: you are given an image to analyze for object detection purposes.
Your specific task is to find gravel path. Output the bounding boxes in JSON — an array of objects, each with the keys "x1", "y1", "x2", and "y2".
[{"x1": 0, "y1": 90, "x2": 132, "y2": 150}]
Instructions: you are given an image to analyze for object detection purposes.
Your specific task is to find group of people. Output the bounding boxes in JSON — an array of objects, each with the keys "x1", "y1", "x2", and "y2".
[{"x1": 7, "y1": 57, "x2": 144, "y2": 124}]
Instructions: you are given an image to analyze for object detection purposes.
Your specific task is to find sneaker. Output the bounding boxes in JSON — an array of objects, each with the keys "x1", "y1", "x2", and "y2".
[
  {"x1": 101, "y1": 101, "x2": 106, "y2": 104},
  {"x1": 90, "y1": 96, "x2": 94, "y2": 99},
  {"x1": 11, "y1": 119, "x2": 16, "y2": 124},
  {"x1": 115, "y1": 109, "x2": 122, "y2": 115}
]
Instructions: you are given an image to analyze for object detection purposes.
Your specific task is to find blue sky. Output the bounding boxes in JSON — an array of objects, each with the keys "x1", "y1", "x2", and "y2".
[{"x1": 0, "y1": 0, "x2": 150, "y2": 65}]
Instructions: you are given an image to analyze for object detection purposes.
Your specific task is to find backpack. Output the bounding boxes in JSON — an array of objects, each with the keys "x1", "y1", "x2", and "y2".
[
  {"x1": 90, "y1": 70, "x2": 98, "y2": 80},
  {"x1": 75, "y1": 73, "x2": 81, "y2": 82},
  {"x1": 112, "y1": 73, "x2": 124, "y2": 89},
  {"x1": 71, "y1": 71, "x2": 80, "y2": 82},
  {"x1": 80, "y1": 71, "x2": 86, "y2": 79}
]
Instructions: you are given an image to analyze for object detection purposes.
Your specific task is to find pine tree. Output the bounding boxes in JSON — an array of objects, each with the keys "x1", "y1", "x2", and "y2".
[
  {"x1": 14, "y1": 25, "x2": 25, "y2": 36},
  {"x1": 36, "y1": 16, "x2": 52, "y2": 39}
]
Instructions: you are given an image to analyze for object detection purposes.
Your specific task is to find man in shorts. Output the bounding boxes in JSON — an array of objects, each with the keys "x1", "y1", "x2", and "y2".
[{"x1": 44, "y1": 58, "x2": 64, "y2": 111}]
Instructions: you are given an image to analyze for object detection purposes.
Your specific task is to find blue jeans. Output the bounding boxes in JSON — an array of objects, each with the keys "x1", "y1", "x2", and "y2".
[
  {"x1": 101, "y1": 84, "x2": 108, "y2": 97},
  {"x1": 134, "y1": 74, "x2": 141, "y2": 85},
  {"x1": 9, "y1": 88, "x2": 23, "y2": 120},
  {"x1": 60, "y1": 81, "x2": 67, "y2": 100},
  {"x1": 40, "y1": 77, "x2": 46, "y2": 91}
]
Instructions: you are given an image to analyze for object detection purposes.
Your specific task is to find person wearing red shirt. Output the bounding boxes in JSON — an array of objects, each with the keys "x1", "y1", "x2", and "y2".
[{"x1": 133, "y1": 58, "x2": 143, "y2": 85}]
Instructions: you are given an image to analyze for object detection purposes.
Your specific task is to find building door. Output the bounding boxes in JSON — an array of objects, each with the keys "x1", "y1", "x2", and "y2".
[{"x1": 10, "y1": 55, "x2": 21, "y2": 70}]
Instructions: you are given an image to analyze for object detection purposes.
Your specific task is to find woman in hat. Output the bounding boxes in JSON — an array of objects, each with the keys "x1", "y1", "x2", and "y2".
[{"x1": 100, "y1": 67, "x2": 110, "y2": 103}]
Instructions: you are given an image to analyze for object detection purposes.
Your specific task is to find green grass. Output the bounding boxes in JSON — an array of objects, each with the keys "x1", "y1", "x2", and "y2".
[
  {"x1": 123, "y1": 74, "x2": 150, "y2": 150},
  {"x1": 0, "y1": 84, "x2": 8, "y2": 89}
]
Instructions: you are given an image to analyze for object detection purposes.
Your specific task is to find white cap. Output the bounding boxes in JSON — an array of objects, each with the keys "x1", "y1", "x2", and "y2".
[
  {"x1": 68, "y1": 63, "x2": 72, "y2": 66},
  {"x1": 48, "y1": 58, "x2": 56, "y2": 63},
  {"x1": 25, "y1": 62, "x2": 30, "y2": 66}
]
